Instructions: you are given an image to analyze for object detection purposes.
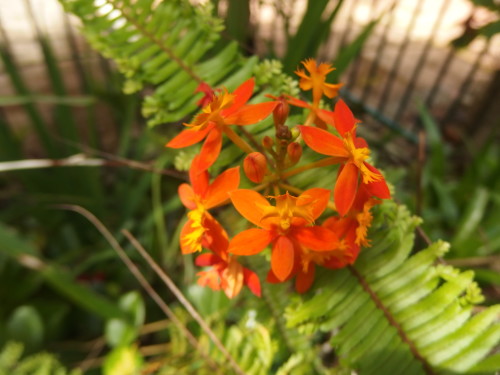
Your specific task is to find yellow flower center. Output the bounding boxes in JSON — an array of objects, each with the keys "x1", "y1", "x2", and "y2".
[
  {"x1": 355, "y1": 199, "x2": 376, "y2": 247},
  {"x1": 185, "y1": 90, "x2": 234, "y2": 131},
  {"x1": 260, "y1": 192, "x2": 315, "y2": 232},
  {"x1": 182, "y1": 206, "x2": 206, "y2": 252},
  {"x1": 343, "y1": 132, "x2": 381, "y2": 184}
]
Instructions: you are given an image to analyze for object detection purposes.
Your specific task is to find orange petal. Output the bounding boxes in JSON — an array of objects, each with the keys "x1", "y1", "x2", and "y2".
[
  {"x1": 323, "y1": 82, "x2": 343, "y2": 99},
  {"x1": 195, "y1": 253, "x2": 221, "y2": 267},
  {"x1": 292, "y1": 226, "x2": 339, "y2": 251},
  {"x1": 204, "y1": 167, "x2": 240, "y2": 209},
  {"x1": 297, "y1": 188, "x2": 331, "y2": 220},
  {"x1": 271, "y1": 236, "x2": 295, "y2": 281},
  {"x1": 228, "y1": 228, "x2": 274, "y2": 255},
  {"x1": 197, "y1": 270, "x2": 221, "y2": 290},
  {"x1": 298, "y1": 125, "x2": 349, "y2": 157},
  {"x1": 202, "y1": 215, "x2": 229, "y2": 258},
  {"x1": 284, "y1": 95, "x2": 310, "y2": 109},
  {"x1": 221, "y1": 258, "x2": 244, "y2": 299},
  {"x1": 224, "y1": 78, "x2": 254, "y2": 116},
  {"x1": 333, "y1": 99, "x2": 356, "y2": 135},
  {"x1": 229, "y1": 189, "x2": 272, "y2": 228},
  {"x1": 295, "y1": 264, "x2": 315, "y2": 293},
  {"x1": 225, "y1": 102, "x2": 278, "y2": 126},
  {"x1": 363, "y1": 163, "x2": 390, "y2": 199},
  {"x1": 196, "y1": 127, "x2": 222, "y2": 171},
  {"x1": 178, "y1": 183, "x2": 197, "y2": 210},
  {"x1": 334, "y1": 163, "x2": 359, "y2": 216},
  {"x1": 243, "y1": 268, "x2": 261, "y2": 297},
  {"x1": 166, "y1": 125, "x2": 212, "y2": 148},
  {"x1": 189, "y1": 155, "x2": 209, "y2": 196},
  {"x1": 316, "y1": 108, "x2": 335, "y2": 125}
]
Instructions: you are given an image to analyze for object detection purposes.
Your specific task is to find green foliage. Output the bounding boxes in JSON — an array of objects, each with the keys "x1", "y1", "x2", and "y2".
[
  {"x1": 59, "y1": 0, "x2": 259, "y2": 127},
  {"x1": 0, "y1": 342, "x2": 81, "y2": 375},
  {"x1": 286, "y1": 200, "x2": 499, "y2": 374}
]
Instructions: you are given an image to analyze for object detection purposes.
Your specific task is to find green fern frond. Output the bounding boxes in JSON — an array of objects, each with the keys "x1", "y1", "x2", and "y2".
[
  {"x1": 285, "y1": 200, "x2": 499, "y2": 375},
  {"x1": 0, "y1": 342, "x2": 81, "y2": 375},
  {"x1": 59, "y1": 0, "x2": 257, "y2": 127}
]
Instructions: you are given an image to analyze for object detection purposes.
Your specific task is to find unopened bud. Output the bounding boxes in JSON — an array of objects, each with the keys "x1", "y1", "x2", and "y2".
[
  {"x1": 243, "y1": 152, "x2": 268, "y2": 183},
  {"x1": 262, "y1": 136, "x2": 274, "y2": 149},
  {"x1": 290, "y1": 127, "x2": 300, "y2": 140},
  {"x1": 273, "y1": 96, "x2": 290, "y2": 126},
  {"x1": 287, "y1": 142, "x2": 302, "y2": 165},
  {"x1": 276, "y1": 125, "x2": 292, "y2": 140}
]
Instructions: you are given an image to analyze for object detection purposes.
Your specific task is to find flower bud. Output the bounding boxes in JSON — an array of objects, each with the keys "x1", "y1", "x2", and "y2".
[
  {"x1": 287, "y1": 142, "x2": 302, "y2": 165},
  {"x1": 290, "y1": 127, "x2": 300, "y2": 140},
  {"x1": 243, "y1": 152, "x2": 268, "y2": 183},
  {"x1": 272, "y1": 96, "x2": 290, "y2": 126},
  {"x1": 262, "y1": 136, "x2": 274, "y2": 149}
]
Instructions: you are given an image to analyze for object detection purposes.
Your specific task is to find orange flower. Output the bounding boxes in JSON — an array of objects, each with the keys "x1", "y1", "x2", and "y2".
[
  {"x1": 194, "y1": 81, "x2": 216, "y2": 107},
  {"x1": 295, "y1": 59, "x2": 343, "y2": 106},
  {"x1": 166, "y1": 78, "x2": 277, "y2": 171},
  {"x1": 194, "y1": 220, "x2": 261, "y2": 298},
  {"x1": 298, "y1": 99, "x2": 390, "y2": 216},
  {"x1": 228, "y1": 189, "x2": 339, "y2": 281},
  {"x1": 178, "y1": 156, "x2": 240, "y2": 254}
]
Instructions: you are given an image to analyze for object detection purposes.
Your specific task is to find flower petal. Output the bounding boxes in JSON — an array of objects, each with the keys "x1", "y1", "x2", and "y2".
[
  {"x1": 223, "y1": 78, "x2": 254, "y2": 116},
  {"x1": 195, "y1": 253, "x2": 222, "y2": 267},
  {"x1": 333, "y1": 99, "x2": 356, "y2": 135},
  {"x1": 297, "y1": 188, "x2": 331, "y2": 221},
  {"x1": 229, "y1": 189, "x2": 272, "y2": 228},
  {"x1": 292, "y1": 226, "x2": 339, "y2": 251},
  {"x1": 243, "y1": 268, "x2": 261, "y2": 297},
  {"x1": 166, "y1": 125, "x2": 212, "y2": 148},
  {"x1": 298, "y1": 125, "x2": 349, "y2": 157},
  {"x1": 228, "y1": 228, "x2": 273, "y2": 255},
  {"x1": 203, "y1": 167, "x2": 240, "y2": 209},
  {"x1": 334, "y1": 163, "x2": 359, "y2": 216},
  {"x1": 202, "y1": 215, "x2": 229, "y2": 258},
  {"x1": 363, "y1": 163, "x2": 390, "y2": 199},
  {"x1": 225, "y1": 102, "x2": 278, "y2": 126},
  {"x1": 196, "y1": 127, "x2": 223, "y2": 171},
  {"x1": 271, "y1": 236, "x2": 295, "y2": 281},
  {"x1": 178, "y1": 183, "x2": 197, "y2": 210},
  {"x1": 221, "y1": 257, "x2": 244, "y2": 299},
  {"x1": 295, "y1": 264, "x2": 315, "y2": 293},
  {"x1": 189, "y1": 155, "x2": 209, "y2": 197}
]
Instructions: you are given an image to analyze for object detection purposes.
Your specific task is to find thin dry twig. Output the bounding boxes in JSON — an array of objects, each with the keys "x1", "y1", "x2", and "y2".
[
  {"x1": 0, "y1": 153, "x2": 184, "y2": 178},
  {"x1": 122, "y1": 229, "x2": 248, "y2": 375},
  {"x1": 58, "y1": 205, "x2": 220, "y2": 372}
]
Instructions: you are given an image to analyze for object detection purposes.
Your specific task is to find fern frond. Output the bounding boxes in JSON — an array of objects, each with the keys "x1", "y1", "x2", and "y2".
[
  {"x1": 59, "y1": 0, "x2": 256, "y2": 127},
  {"x1": 286, "y1": 200, "x2": 500, "y2": 375},
  {"x1": 0, "y1": 342, "x2": 81, "y2": 375}
]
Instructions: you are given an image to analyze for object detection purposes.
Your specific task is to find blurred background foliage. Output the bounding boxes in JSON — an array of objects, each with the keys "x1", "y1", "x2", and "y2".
[{"x1": 0, "y1": 0, "x2": 498, "y2": 373}]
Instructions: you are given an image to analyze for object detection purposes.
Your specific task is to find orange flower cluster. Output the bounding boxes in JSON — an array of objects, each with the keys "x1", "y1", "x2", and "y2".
[{"x1": 166, "y1": 59, "x2": 390, "y2": 298}]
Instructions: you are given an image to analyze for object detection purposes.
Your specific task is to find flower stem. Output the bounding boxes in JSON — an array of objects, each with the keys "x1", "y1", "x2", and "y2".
[
  {"x1": 223, "y1": 126, "x2": 255, "y2": 154},
  {"x1": 281, "y1": 157, "x2": 343, "y2": 179}
]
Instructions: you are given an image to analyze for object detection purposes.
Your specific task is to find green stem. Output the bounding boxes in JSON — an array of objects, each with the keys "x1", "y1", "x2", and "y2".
[
  {"x1": 222, "y1": 126, "x2": 255, "y2": 154},
  {"x1": 281, "y1": 156, "x2": 343, "y2": 179}
]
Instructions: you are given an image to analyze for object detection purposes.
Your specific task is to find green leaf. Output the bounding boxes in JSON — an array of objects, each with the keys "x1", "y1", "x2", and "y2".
[
  {"x1": 6, "y1": 306, "x2": 44, "y2": 353},
  {"x1": 285, "y1": 200, "x2": 499, "y2": 374},
  {"x1": 102, "y1": 345, "x2": 143, "y2": 375}
]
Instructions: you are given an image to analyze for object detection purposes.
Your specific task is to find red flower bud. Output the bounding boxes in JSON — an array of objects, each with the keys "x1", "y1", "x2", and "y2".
[
  {"x1": 273, "y1": 96, "x2": 290, "y2": 126},
  {"x1": 243, "y1": 152, "x2": 268, "y2": 183},
  {"x1": 287, "y1": 142, "x2": 302, "y2": 165},
  {"x1": 262, "y1": 136, "x2": 274, "y2": 149}
]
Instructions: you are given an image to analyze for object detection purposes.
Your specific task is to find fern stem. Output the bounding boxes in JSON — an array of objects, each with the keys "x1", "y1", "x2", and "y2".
[
  {"x1": 109, "y1": 0, "x2": 204, "y2": 84},
  {"x1": 348, "y1": 266, "x2": 436, "y2": 375}
]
